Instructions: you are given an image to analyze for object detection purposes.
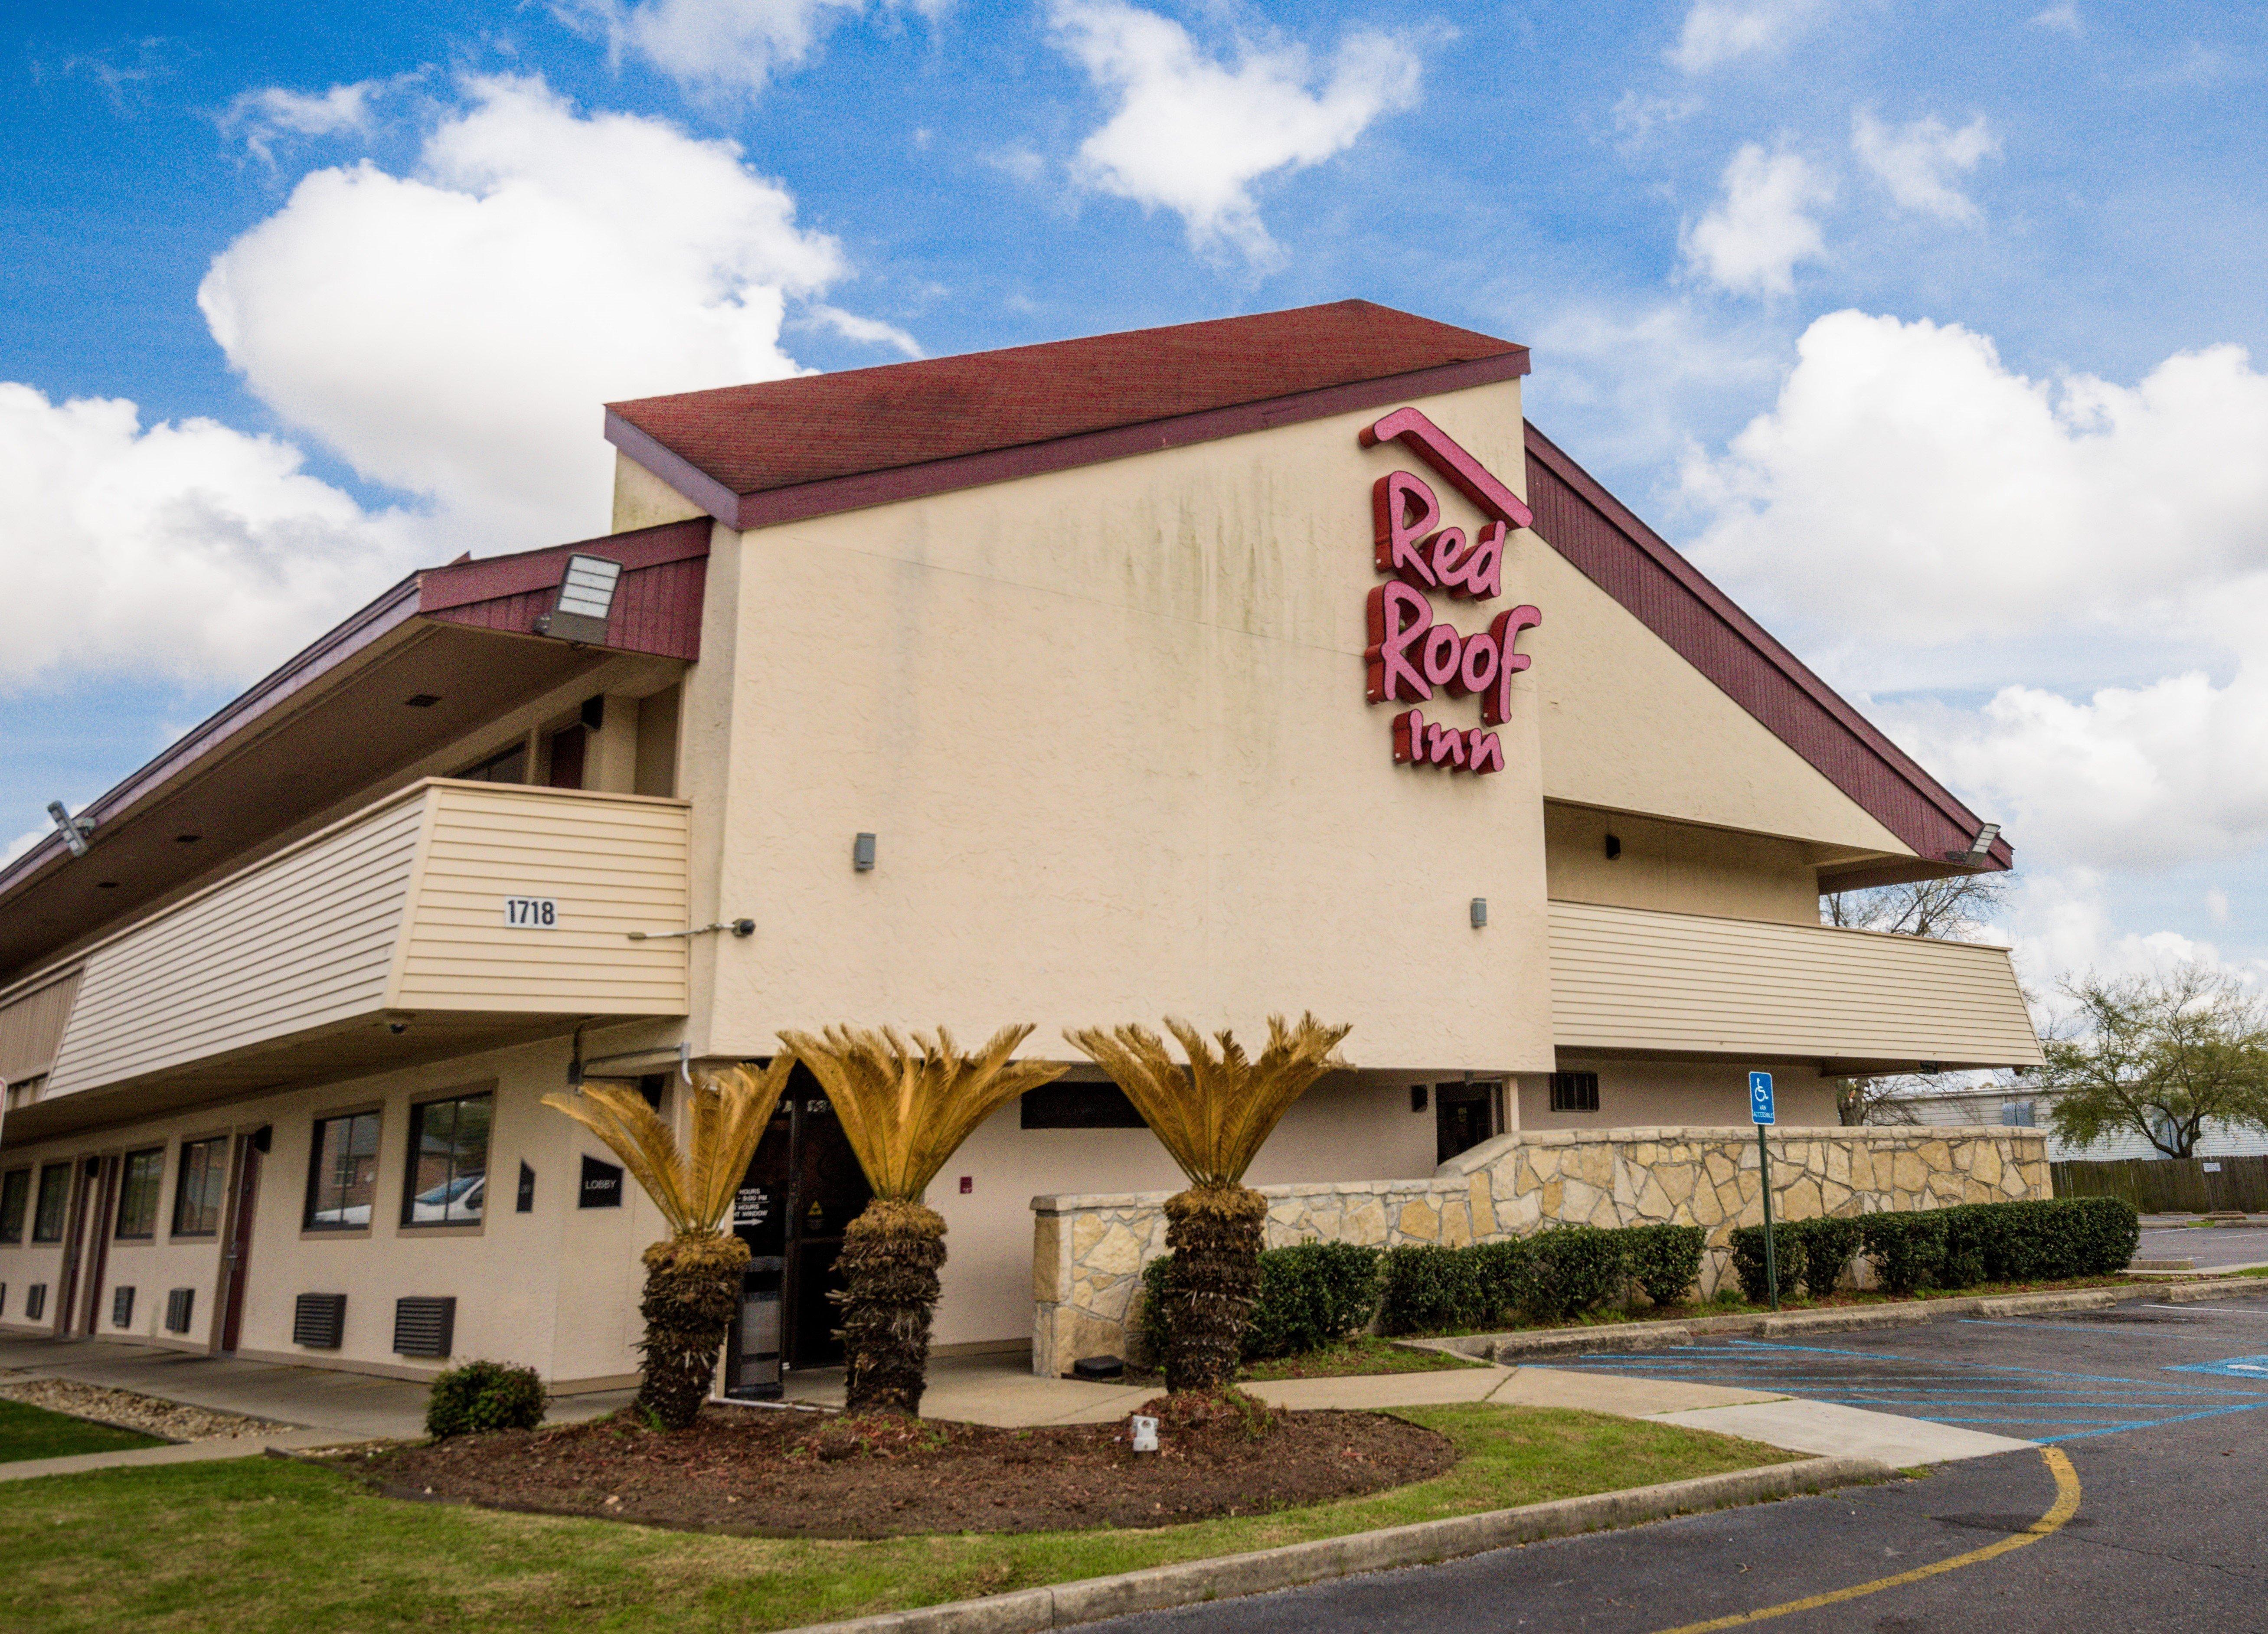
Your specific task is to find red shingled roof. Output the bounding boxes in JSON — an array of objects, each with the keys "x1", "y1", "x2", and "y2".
[{"x1": 605, "y1": 299, "x2": 1529, "y2": 530}]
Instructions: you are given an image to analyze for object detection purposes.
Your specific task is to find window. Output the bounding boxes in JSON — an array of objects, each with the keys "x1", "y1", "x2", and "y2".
[
  {"x1": 31, "y1": 1164, "x2": 71, "y2": 1242},
  {"x1": 0, "y1": 1169, "x2": 27, "y2": 1243},
  {"x1": 173, "y1": 1137, "x2": 229, "y2": 1237},
  {"x1": 304, "y1": 1111, "x2": 382, "y2": 1230},
  {"x1": 1020, "y1": 1082, "x2": 1146, "y2": 1129},
  {"x1": 2000, "y1": 1100, "x2": 2038, "y2": 1128},
  {"x1": 114, "y1": 1147, "x2": 165, "y2": 1239},
  {"x1": 454, "y1": 744, "x2": 525, "y2": 784},
  {"x1": 402, "y1": 1092, "x2": 491, "y2": 1226},
  {"x1": 1549, "y1": 1072, "x2": 1600, "y2": 1114}
]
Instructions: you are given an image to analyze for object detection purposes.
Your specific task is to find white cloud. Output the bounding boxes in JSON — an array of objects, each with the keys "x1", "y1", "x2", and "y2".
[
  {"x1": 222, "y1": 78, "x2": 397, "y2": 166},
  {"x1": 1682, "y1": 144, "x2": 1833, "y2": 296},
  {"x1": 803, "y1": 303, "x2": 923, "y2": 356},
  {"x1": 2208, "y1": 887, "x2": 2231, "y2": 924},
  {"x1": 1852, "y1": 108, "x2": 1998, "y2": 221},
  {"x1": 566, "y1": 0, "x2": 945, "y2": 101},
  {"x1": 2001, "y1": 870, "x2": 2261, "y2": 1019},
  {"x1": 199, "y1": 75, "x2": 852, "y2": 545},
  {"x1": 2031, "y1": 3, "x2": 2081, "y2": 33},
  {"x1": 1683, "y1": 310, "x2": 2268, "y2": 873},
  {"x1": 0, "y1": 385, "x2": 422, "y2": 688},
  {"x1": 1667, "y1": 0, "x2": 1823, "y2": 73},
  {"x1": 1684, "y1": 311, "x2": 2268, "y2": 652},
  {"x1": 1048, "y1": 0, "x2": 1424, "y2": 266}
]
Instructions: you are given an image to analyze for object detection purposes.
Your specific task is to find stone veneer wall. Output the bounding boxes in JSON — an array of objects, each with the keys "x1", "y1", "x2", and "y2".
[{"x1": 1029, "y1": 1125, "x2": 2051, "y2": 1376}]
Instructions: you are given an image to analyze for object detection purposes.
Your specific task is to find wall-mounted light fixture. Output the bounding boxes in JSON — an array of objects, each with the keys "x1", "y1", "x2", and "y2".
[
  {"x1": 627, "y1": 919, "x2": 756, "y2": 941},
  {"x1": 1470, "y1": 897, "x2": 1488, "y2": 929},
  {"x1": 45, "y1": 801, "x2": 93, "y2": 858},
  {"x1": 1943, "y1": 822, "x2": 2001, "y2": 865},
  {"x1": 1604, "y1": 834, "x2": 1622, "y2": 860},
  {"x1": 853, "y1": 833, "x2": 877, "y2": 872},
  {"x1": 533, "y1": 555, "x2": 624, "y2": 645}
]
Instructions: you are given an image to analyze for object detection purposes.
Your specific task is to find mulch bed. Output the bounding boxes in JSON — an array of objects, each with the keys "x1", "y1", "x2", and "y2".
[{"x1": 344, "y1": 1395, "x2": 1457, "y2": 1538}]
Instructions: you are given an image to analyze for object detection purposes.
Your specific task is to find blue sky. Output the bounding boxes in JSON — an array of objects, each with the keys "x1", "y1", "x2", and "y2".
[{"x1": 4, "y1": 0, "x2": 2265, "y2": 1001}]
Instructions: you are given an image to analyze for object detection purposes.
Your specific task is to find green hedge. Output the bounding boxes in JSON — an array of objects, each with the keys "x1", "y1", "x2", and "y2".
[
  {"x1": 1728, "y1": 1222, "x2": 1804, "y2": 1304},
  {"x1": 1378, "y1": 1222, "x2": 1704, "y2": 1331},
  {"x1": 425, "y1": 1359, "x2": 547, "y2": 1438},
  {"x1": 1137, "y1": 1240, "x2": 1383, "y2": 1365},
  {"x1": 1793, "y1": 1216, "x2": 1864, "y2": 1298}
]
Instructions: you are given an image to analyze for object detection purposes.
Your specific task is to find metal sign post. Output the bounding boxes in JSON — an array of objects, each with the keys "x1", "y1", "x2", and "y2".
[{"x1": 1749, "y1": 1072, "x2": 1779, "y2": 1312}]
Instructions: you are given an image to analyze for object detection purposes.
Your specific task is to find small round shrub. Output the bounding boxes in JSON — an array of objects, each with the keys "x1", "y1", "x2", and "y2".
[
  {"x1": 1624, "y1": 1224, "x2": 1706, "y2": 1308},
  {"x1": 426, "y1": 1359, "x2": 548, "y2": 1439},
  {"x1": 1521, "y1": 1225, "x2": 1628, "y2": 1321}
]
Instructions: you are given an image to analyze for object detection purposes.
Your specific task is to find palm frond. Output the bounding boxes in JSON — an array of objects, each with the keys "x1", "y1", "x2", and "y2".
[
  {"x1": 1064, "y1": 1013, "x2": 1352, "y2": 1187},
  {"x1": 778, "y1": 1024, "x2": 1067, "y2": 1201},
  {"x1": 542, "y1": 1057, "x2": 792, "y2": 1238}
]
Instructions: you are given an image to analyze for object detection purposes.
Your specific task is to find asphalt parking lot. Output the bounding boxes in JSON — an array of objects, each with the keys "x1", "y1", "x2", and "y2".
[
  {"x1": 2135, "y1": 1222, "x2": 2268, "y2": 1270},
  {"x1": 1088, "y1": 1293, "x2": 2268, "y2": 1634}
]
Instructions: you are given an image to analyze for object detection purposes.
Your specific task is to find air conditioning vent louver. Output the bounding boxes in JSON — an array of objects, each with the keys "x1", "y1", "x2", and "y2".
[
  {"x1": 111, "y1": 1286, "x2": 135, "y2": 1328},
  {"x1": 393, "y1": 1296, "x2": 456, "y2": 1359},
  {"x1": 293, "y1": 1292, "x2": 347, "y2": 1349},
  {"x1": 164, "y1": 1287, "x2": 195, "y2": 1334},
  {"x1": 25, "y1": 1284, "x2": 46, "y2": 1321}
]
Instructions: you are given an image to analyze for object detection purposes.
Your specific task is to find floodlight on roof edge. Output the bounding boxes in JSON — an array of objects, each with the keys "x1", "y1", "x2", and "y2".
[
  {"x1": 533, "y1": 554, "x2": 624, "y2": 646},
  {"x1": 1944, "y1": 822, "x2": 2001, "y2": 865},
  {"x1": 46, "y1": 800, "x2": 94, "y2": 858}
]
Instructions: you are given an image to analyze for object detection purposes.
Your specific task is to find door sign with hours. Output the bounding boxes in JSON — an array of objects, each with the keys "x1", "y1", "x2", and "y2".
[{"x1": 504, "y1": 897, "x2": 559, "y2": 928}]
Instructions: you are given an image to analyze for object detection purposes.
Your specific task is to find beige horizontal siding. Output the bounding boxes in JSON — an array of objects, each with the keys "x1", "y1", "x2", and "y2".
[
  {"x1": 45, "y1": 794, "x2": 425, "y2": 1097},
  {"x1": 1548, "y1": 899, "x2": 2043, "y2": 1066},
  {"x1": 389, "y1": 783, "x2": 689, "y2": 1016},
  {"x1": 0, "y1": 968, "x2": 82, "y2": 1084}
]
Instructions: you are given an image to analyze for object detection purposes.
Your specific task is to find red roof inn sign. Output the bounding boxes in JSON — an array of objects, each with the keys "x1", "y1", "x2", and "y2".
[{"x1": 1360, "y1": 408, "x2": 1541, "y2": 776}]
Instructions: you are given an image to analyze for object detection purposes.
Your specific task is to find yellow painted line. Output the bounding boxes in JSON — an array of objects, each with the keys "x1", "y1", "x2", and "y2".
[{"x1": 1649, "y1": 1447, "x2": 2079, "y2": 1634}]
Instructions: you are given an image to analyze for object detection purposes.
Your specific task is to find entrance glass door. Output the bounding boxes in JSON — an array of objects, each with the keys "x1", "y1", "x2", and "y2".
[{"x1": 725, "y1": 1066, "x2": 872, "y2": 1399}]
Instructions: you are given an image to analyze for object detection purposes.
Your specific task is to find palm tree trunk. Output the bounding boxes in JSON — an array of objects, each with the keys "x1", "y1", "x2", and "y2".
[
  {"x1": 836, "y1": 1198, "x2": 948, "y2": 1416},
  {"x1": 1160, "y1": 1180, "x2": 1267, "y2": 1394},
  {"x1": 636, "y1": 1235, "x2": 749, "y2": 1430}
]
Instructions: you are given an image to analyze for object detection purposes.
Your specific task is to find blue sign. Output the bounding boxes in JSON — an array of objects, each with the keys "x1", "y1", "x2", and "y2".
[
  {"x1": 2168, "y1": 1356, "x2": 2268, "y2": 1379},
  {"x1": 1749, "y1": 1072, "x2": 1776, "y2": 1126}
]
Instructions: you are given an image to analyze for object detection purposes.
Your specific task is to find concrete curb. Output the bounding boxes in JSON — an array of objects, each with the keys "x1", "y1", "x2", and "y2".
[
  {"x1": 1460, "y1": 1275, "x2": 2268, "y2": 1361},
  {"x1": 784, "y1": 1455, "x2": 1890, "y2": 1634}
]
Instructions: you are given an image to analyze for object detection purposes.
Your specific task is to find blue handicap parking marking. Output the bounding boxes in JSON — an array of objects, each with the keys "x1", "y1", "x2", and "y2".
[
  {"x1": 2168, "y1": 1355, "x2": 2268, "y2": 1379},
  {"x1": 1566, "y1": 1335, "x2": 2268, "y2": 1444}
]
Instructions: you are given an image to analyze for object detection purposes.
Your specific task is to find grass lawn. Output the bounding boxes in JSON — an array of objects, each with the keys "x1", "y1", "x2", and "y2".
[
  {"x1": 1239, "y1": 1336, "x2": 1485, "y2": 1380},
  {"x1": 0, "y1": 1399, "x2": 166, "y2": 1464},
  {"x1": 0, "y1": 1405, "x2": 1795, "y2": 1633}
]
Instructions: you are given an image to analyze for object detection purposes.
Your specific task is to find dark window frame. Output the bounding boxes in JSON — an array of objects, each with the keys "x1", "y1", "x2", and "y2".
[
  {"x1": 172, "y1": 1136, "x2": 230, "y2": 1239},
  {"x1": 31, "y1": 1163, "x2": 72, "y2": 1243},
  {"x1": 304, "y1": 1109, "x2": 384, "y2": 1232},
  {"x1": 114, "y1": 1146, "x2": 166, "y2": 1240},
  {"x1": 1020, "y1": 1081, "x2": 1148, "y2": 1130},
  {"x1": 1549, "y1": 1072, "x2": 1601, "y2": 1114},
  {"x1": 399, "y1": 1089, "x2": 493, "y2": 1229},
  {"x1": 0, "y1": 1167, "x2": 28, "y2": 1243},
  {"x1": 453, "y1": 743, "x2": 526, "y2": 784}
]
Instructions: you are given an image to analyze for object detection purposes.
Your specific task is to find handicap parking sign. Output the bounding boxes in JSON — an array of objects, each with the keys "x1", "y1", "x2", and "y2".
[
  {"x1": 1748, "y1": 1071, "x2": 1775, "y2": 1125},
  {"x1": 2168, "y1": 1356, "x2": 2268, "y2": 1379}
]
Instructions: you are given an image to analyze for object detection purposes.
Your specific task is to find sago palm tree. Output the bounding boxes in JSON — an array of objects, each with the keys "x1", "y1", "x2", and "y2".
[
  {"x1": 1065, "y1": 1014, "x2": 1351, "y2": 1394},
  {"x1": 542, "y1": 1059, "x2": 792, "y2": 1429},
  {"x1": 779, "y1": 1024, "x2": 1065, "y2": 1415}
]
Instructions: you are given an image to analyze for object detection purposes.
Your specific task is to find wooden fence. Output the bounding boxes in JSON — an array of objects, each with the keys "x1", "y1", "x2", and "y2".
[{"x1": 2051, "y1": 1154, "x2": 2268, "y2": 1214}]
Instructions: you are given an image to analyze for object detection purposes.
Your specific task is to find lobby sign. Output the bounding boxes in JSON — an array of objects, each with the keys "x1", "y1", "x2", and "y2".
[{"x1": 1359, "y1": 408, "x2": 1541, "y2": 775}]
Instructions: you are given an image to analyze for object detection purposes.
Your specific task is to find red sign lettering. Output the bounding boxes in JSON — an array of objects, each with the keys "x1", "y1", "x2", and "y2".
[{"x1": 1362, "y1": 411, "x2": 1539, "y2": 777}]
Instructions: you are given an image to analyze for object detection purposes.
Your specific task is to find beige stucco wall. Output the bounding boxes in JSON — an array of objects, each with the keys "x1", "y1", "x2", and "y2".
[
  {"x1": 1516, "y1": 1059, "x2": 1840, "y2": 1130},
  {"x1": 682, "y1": 379, "x2": 1556, "y2": 1077},
  {"x1": 0, "y1": 1031, "x2": 672, "y2": 1388},
  {"x1": 1523, "y1": 534, "x2": 1912, "y2": 859},
  {"x1": 1544, "y1": 803, "x2": 1818, "y2": 925},
  {"x1": 611, "y1": 452, "x2": 706, "y2": 531}
]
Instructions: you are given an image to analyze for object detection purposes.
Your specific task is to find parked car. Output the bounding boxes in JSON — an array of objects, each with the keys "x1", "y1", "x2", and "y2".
[{"x1": 408, "y1": 1173, "x2": 485, "y2": 1222}]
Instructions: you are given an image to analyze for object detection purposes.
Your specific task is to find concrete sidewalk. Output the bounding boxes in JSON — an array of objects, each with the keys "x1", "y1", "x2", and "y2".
[
  {"x1": 0, "y1": 1333, "x2": 634, "y2": 1442},
  {"x1": 784, "y1": 1350, "x2": 2007, "y2": 1467}
]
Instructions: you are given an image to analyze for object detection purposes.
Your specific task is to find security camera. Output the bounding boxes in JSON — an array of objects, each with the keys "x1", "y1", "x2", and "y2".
[{"x1": 389, "y1": 1021, "x2": 411, "y2": 1036}]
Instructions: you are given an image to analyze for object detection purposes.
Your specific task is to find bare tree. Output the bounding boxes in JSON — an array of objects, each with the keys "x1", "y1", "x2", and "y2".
[{"x1": 1824, "y1": 872, "x2": 2013, "y2": 1126}]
